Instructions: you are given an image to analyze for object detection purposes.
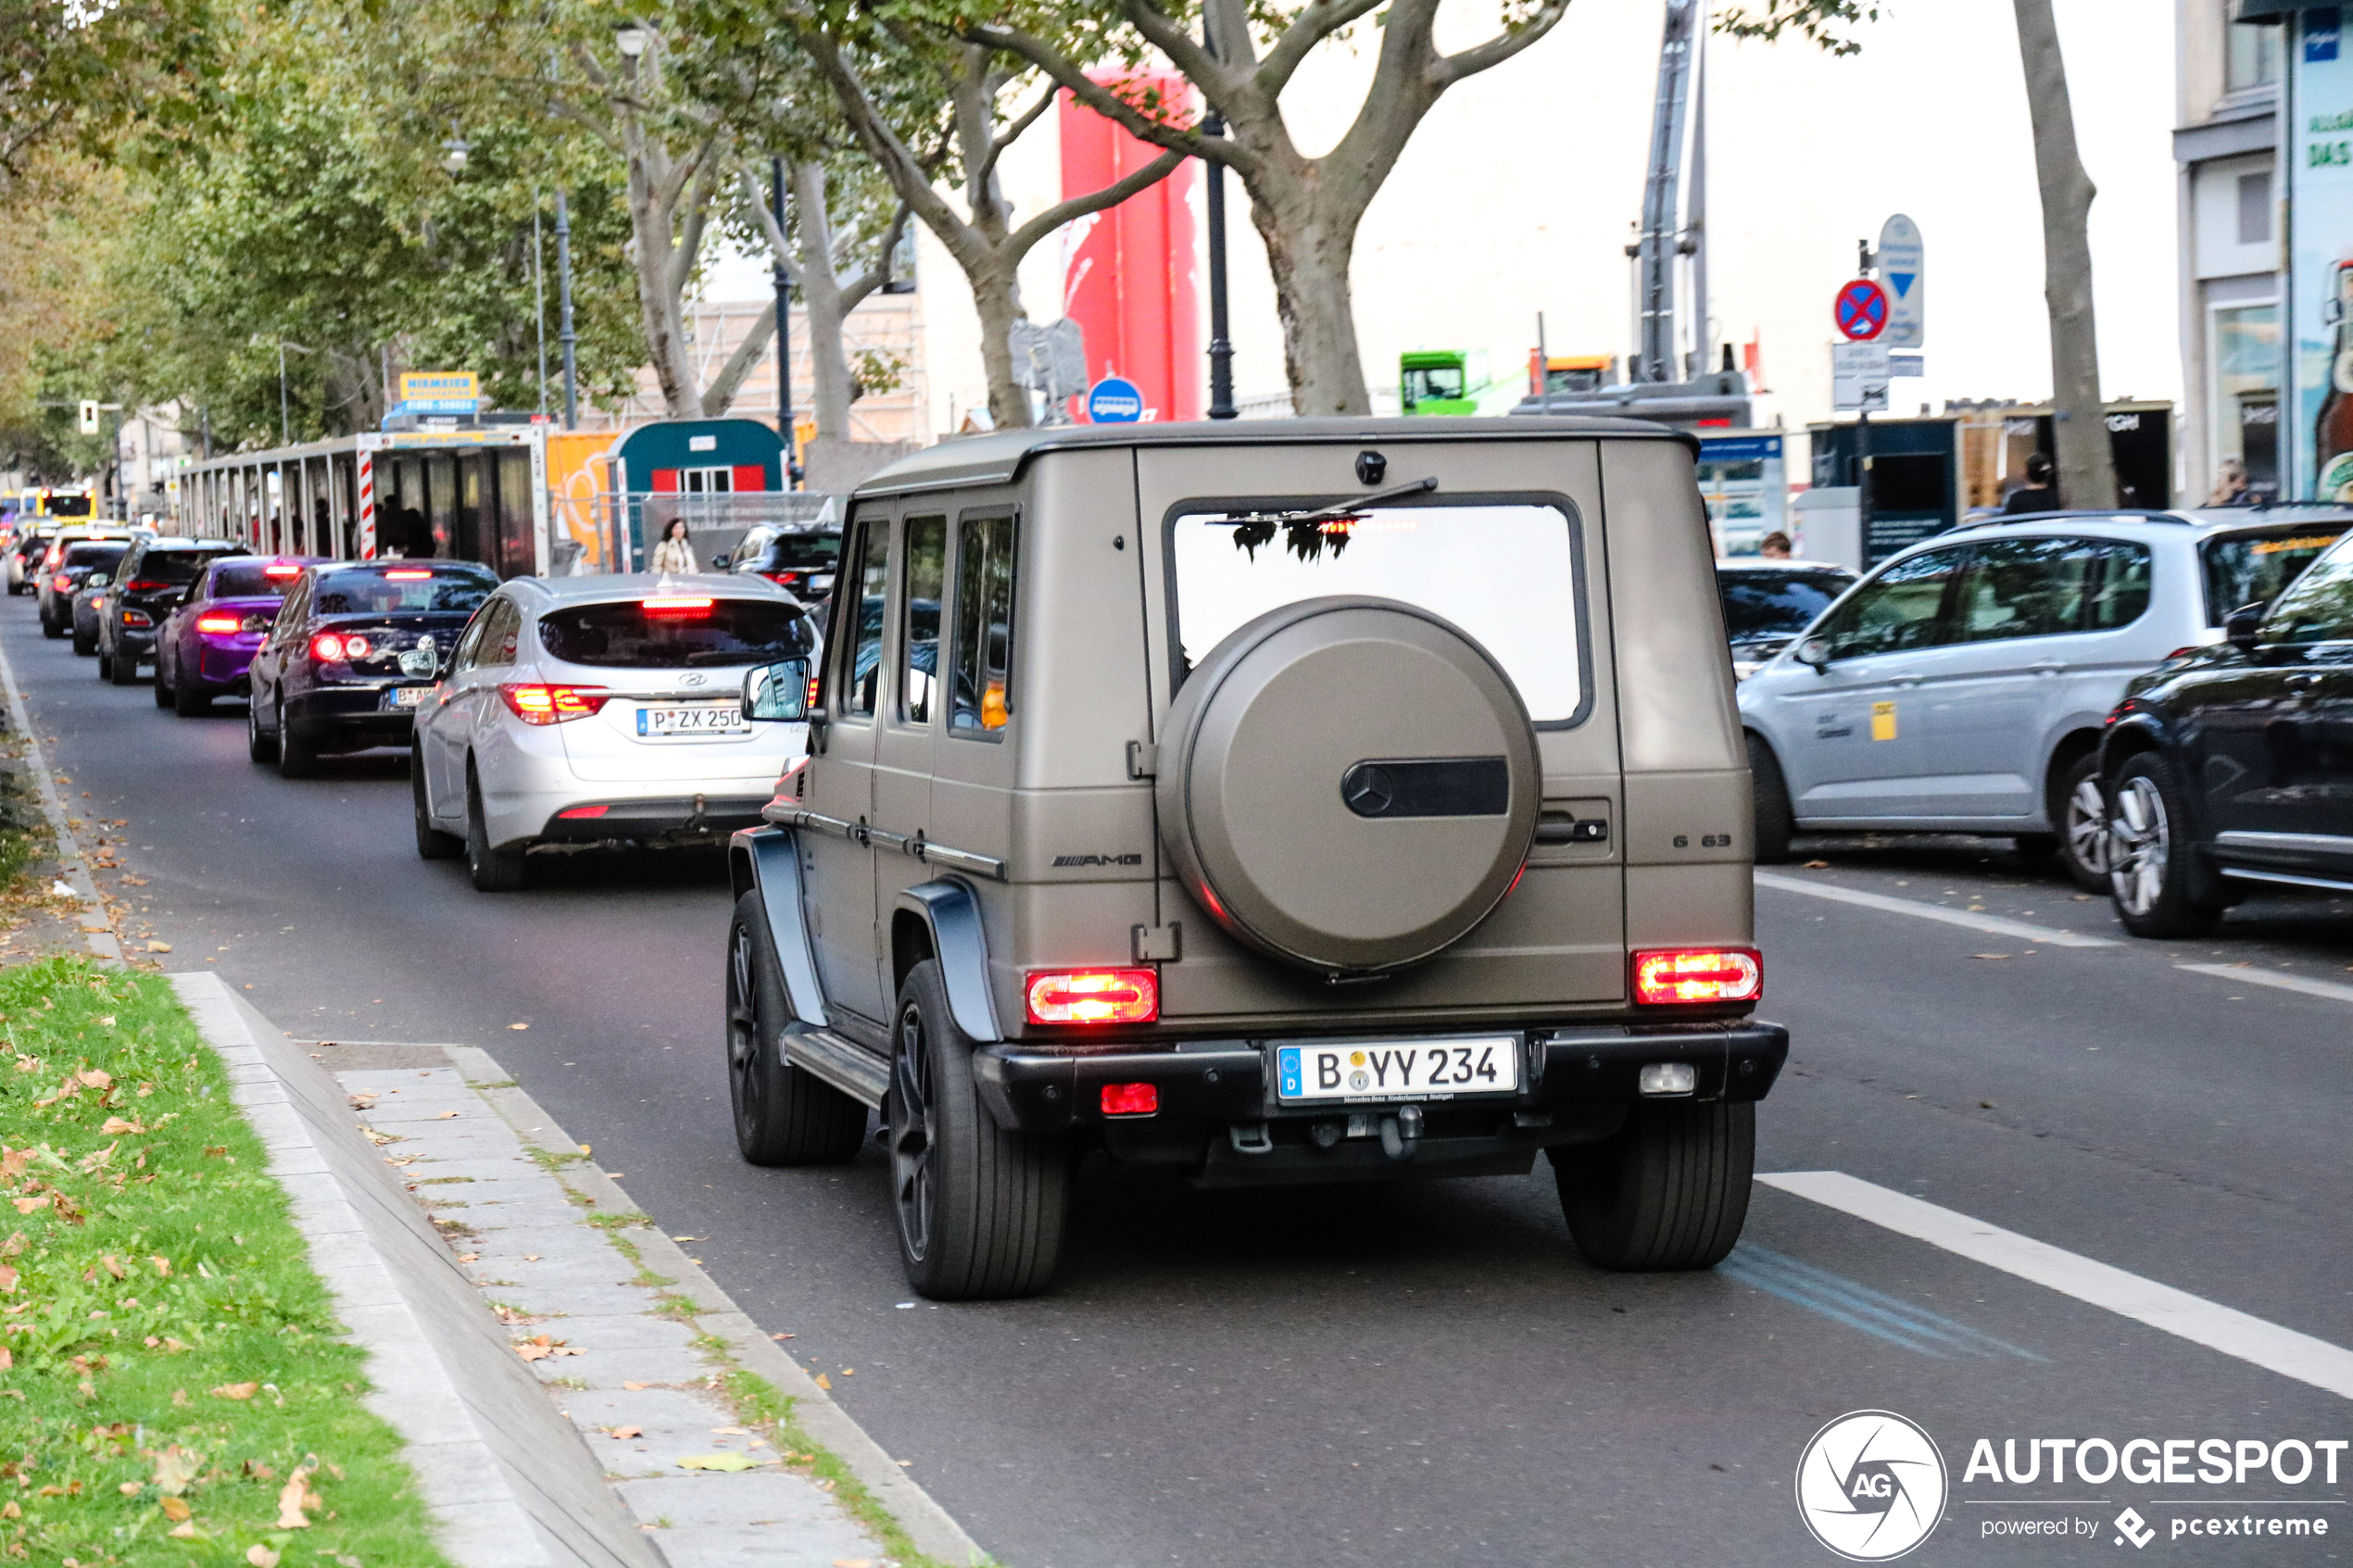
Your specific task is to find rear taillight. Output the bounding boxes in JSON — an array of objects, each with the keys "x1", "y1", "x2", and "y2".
[
  {"x1": 125, "y1": 579, "x2": 170, "y2": 593},
  {"x1": 120, "y1": 609, "x2": 152, "y2": 628},
  {"x1": 557, "y1": 805, "x2": 610, "y2": 819},
  {"x1": 1631, "y1": 948, "x2": 1762, "y2": 1005},
  {"x1": 195, "y1": 614, "x2": 242, "y2": 633},
  {"x1": 40, "y1": 546, "x2": 60, "y2": 570},
  {"x1": 1024, "y1": 969, "x2": 1159, "y2": 1025},
  {"x1": 499, "y1": 684, "x2": 610, "y2": 724},
  {"x1": 760, "y1": 571, "x2": 801, "y2": 588},
  {"x1": 50, "y1": 573, "x2": 71, "y2": 592},
  {"x1": 310, "y1": 633, "x2": 345, "y2": 661}
]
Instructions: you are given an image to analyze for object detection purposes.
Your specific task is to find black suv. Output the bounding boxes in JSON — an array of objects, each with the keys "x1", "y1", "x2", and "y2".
[
  {"x1": 2101, "y1": 529, "x2": 2353, "y2": 935},
  {"x1": 97, "y1": 537, "x2": 246, "y2": 685}
]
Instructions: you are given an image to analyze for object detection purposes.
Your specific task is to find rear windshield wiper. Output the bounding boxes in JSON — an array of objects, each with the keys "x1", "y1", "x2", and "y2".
[{"x1": 1222, "y1": 476, "x2": 1439, "y2": 562}]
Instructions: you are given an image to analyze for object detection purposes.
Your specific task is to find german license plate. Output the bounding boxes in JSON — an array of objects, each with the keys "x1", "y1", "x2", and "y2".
[
  {"x1": 1274, "y1": 1035, "x2": 1522, "y2": 1103},
  {"x1": 386, "y1": 686, "x2": 430, "y2": 709},
  {"x1": 638, "y1": 702, "x2": 749, "y2": 736}
]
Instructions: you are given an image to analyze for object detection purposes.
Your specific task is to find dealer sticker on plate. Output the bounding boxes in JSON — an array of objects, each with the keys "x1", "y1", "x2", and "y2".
[
  {"x1": 638, "y1": 702, "x2": 749, "y2": 736},
  {"x1": 1275, "y1": 1035, "x2": 1521, "y2": 1103}
]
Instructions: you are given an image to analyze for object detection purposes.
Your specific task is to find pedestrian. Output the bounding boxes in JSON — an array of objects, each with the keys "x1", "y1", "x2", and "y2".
[
  {"x1": 2000, "y1": 452, "x2": 2061, "y2": 516},
  {"x1": 651, "y1": 517, "x2": 698, "y2": 574},
  {"x1": 1757, "y1": 531, "x2": 1793, "y2": 559},
  {"x1": 2203, "y1": 457, "x2": 2249, "y2": 508}
]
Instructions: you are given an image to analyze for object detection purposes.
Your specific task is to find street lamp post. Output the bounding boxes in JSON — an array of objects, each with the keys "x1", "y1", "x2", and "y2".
[
  {"x1": 555, "y1": 190, "x2": 579, "y2": 430},
  {"x1": 279, "y1": 341, "x2": 289, "y2": 445},
  {"x1": 771, "y1": 157, "x2": 799, "y2": 488}
]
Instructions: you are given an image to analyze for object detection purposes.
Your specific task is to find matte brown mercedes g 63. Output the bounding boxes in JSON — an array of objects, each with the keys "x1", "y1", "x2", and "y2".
[{"x1": 724, "y1": 418, "x2": 1786, "y2": 1299}]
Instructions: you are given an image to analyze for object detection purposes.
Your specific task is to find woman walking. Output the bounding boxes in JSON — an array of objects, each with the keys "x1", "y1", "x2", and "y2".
[{"x1": 650, "y1": 518, "x2": 698, "y2": 574}]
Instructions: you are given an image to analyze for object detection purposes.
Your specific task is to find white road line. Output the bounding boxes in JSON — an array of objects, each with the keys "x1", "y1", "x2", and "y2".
[
  {"x1": 2176, "y1": 963, "x2": 2353, "y2": 1004},
  {"x1": 1759, "y1": 1171, "x2": 2353, "y2": 1401},
  {"x1": 1753, "y1": 871, "x2": 2119, "y2": 948}
]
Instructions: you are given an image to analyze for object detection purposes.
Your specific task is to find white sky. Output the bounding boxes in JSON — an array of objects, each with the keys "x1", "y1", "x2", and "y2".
[{"x1": 707, "y1": 0, "x2": 2181, "y2": 436}]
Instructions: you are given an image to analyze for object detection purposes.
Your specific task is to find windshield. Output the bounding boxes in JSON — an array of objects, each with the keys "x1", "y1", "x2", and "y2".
[
  {"x1": 1718, "y1": 569, "x2": 1852, "y2": 640},
  {"x1": 315, "y1": 567, "x2": 496, "y2": 616},
  {"x1": 208, "y1": 562, "x2": 298, "y2": 598},
  {"x1": 63, "y1": 544, "x2": 126, "y2": 571},
  {"x1": 1171, "y1": 501, "x2": 1583, "y2": 722},
  {"x1": 745, "y1": 529, "x2": 841, "y2": 573},
  {"x1": 1402, "y1": 367, "x2": 1466, "y2": 406},
  {"x1": 537, "y1": 598, "x2": 817, "y2": 669},
  {"x1": 131, "y1": 549, "x2": 229, "y2": 587},
  {"x1": 2201, "y1": 526, "x2": 2349, "y2": 625}
]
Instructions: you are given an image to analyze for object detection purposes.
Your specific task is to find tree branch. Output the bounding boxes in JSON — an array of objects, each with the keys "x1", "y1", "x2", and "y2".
[
  {"x1": 1257, "y1": 0, "x2": 1390, "y2": 94},
  {"x1": 701, "y1": 298, "x2": 777, "y2": 417},
  {"x1": 981, "y1": 84, "x2": 1057, "y2": 188},
  {"x1": 1007, "y1": 145, "x2": 1186, "y2": 258},
  {"x1": 841, "y1": 203, "x2": 912, "y2": 312},
  {"x1": 967, "y1": 22, "x2": 1251, "y2": 173},
  {"x1": 1430, "y1": 0, "x2": 1576, "y2": 88}
]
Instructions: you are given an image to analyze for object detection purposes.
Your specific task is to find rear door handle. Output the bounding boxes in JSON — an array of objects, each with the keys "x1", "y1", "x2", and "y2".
[
  {"x1": 2286, "y1": 672, "x2": 2320, "y2": 690},
  {"x1": 1890, "y1": 674, "x2": 1924, "y2": 688},
  {"x1": 2031, "y1": 661, "x2": 2068, "y2": 675}
]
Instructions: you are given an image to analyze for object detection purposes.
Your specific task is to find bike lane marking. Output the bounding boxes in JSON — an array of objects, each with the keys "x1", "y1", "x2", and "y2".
[
  {"x1": 1755, "y1": 871, "x2": 2119, "y2": 947},
  {"x1": 1759, "y1": 1170, "x2": 2353, "y2": 1401},
  {"x1": 2175, "y1": 963, "x2": 2353, "y2": 1005}
]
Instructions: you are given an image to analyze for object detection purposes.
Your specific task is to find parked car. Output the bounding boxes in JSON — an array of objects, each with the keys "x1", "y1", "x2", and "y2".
[
  {"x1": 1715, "y1": 560, "x2": 1857, "y2": 680},
  {"x1": 95, "y1": 536, "x2": 247, "y2": 685},
  {"x1": 156, "y1": 555, "x2": 323, "y2": 715},
  {"x1": 724, "y1": 520, "x2": 841, "y2": 608},
  {"x1": 37, "y1": 540, "x2": 129, "y2": 639},
  {"x1": 2100, "y1": 527, "x2": 2353, "y2": 935},
  {"x1": 1739, "y1": 507, "x2": 2353, "y2": 888},
  {"x1": 720, "y1": 419, "x2": 1789, "y2": 1300},
  {"x1": 246, "y1": 559, "x2": 497, "y2": 777},
  {"x1": 412, "y1": 575, "x2": 819, "y2": 891}
]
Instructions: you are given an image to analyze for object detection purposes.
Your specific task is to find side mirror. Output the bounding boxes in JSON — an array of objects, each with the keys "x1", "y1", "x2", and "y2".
[
  {"x1": 742, "y1": 659, "x2": 812, "y2": 721},
  {"x1": 87, "y1": 572, "x2": 109, "y2": 588},
  {"x1": 2224, "y1": 601, "x2": 2266, "y2": 650},
  {"x1": 1793, "y1": 634, "x2": 1833, "y2": 671},
  {"x1": 710, "y1": 552, "x2": 731, "y2": 569}
]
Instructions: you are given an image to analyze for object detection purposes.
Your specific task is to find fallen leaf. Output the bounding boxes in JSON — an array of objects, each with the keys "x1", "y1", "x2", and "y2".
[
  {"x1": 157, "y1": 1497, "x2": 192, "y2": 1523},
  {"x1": 1802, "y1": 859, "x2": 1830, "y2": 869},
  {"x1": 145, "y1": 941, "x2": 170, "y2": 953},
  {"x1": 246, "y1": 1545, "x2": 281, "y2": 1568},
  {"x1": 813, "y1": 1373, "x2": 831, "y2": 1390},
  {"x1": 1969, "y1": 953, "x2": 2012, "y2": 961},
  {"x1": 0, "y1": 1265, "x2": 15, "y2": 1295},
  {"x1": 676, "y1": 1453, "x2": 759, "y2": 1473},
  {"x1": 119, "y1": 1481, "x2": 142, "y2": 1496},
  {"x1": 100, "y1": 1116, "x2": 142, "y2": 1135},
  {"x1": 97, "y1": 1015, "x2": 115, "y2": 1027},
  {"x1": 509, "y1": 1022, "x2": 529, "y2": 1030},
  {"x1": 513, "y1": 1335, "x2": 582, "y2": 1361},
  {"x1": 436, "y1": 1110, "x2": 459, "y2": 1120},
  {"x1": 78, "y1": 1070, "x2": 111, "y2": 1089},
  {"x1": 771, "y1": 1333, "x2": 794, "y2": 1340},
  {"x1": 168, "y1": 1521, "x2": 197, "y2": 1538},
  {"x1": 209, "y1": 1382, "x2": 259, "y2": 1400},
  {"x1": 840, "y1": 1369, "x2": 853, "y2": 1376},
  {"x1": 710, "y1": 1426, "x2": 749, "y2": 1436},
  {"x1": 623, "y1": 1381, "x2": 650, "y2": 1391},
  {"x1": 607, "y1": 1426, "x2": 643, "y2": 1440},
  {"x1": 523, "y1": 1254, "x2": 541, "y2": 1261},
  {"x1": 153, "y1": 1445, "x2": 200, "y2": 1494},
  {"x1": 275, "y1": 1463, "x2": 318, "y2": 1528},
  {"x1": 834, "y1": 1561, "x2": 876, "y2": 1567},
  {"x1": 576, "y1": 1143, "x2": 591, "y2": 1156},
  {"x1": 457, "y1": 1253, "x2": 480, "y2": 1262}
]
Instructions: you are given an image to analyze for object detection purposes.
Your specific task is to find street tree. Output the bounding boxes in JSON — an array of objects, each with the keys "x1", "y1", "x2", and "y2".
[
  {"x1": 0, "y1": 0, "x2": 225, "y2": 196},
  {"x1": 2007, "y1": 0, "x2": 2118, "y2": 509},
  {"x1": 739, "y1": 157, "x2": 913, "y2": 442}
]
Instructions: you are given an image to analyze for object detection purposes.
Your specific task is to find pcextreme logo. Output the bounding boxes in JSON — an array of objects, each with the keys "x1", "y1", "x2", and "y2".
[{"x1": 1796, "y1": 1410, "x2": 1950, "y2": 1562}]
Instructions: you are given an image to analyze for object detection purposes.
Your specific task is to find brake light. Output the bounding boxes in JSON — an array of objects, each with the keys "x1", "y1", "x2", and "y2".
[
  {"x1": 384, "y1": 569, "x2": 433, "y2": 580},
  {"x1": 1631, "y1": 947, "x2": 1762, "y2": 1005},
  {"x1": 761, "y1": 571, "x2": 801, "y2": 588},
  {"x1": 125, "y1": 579, "x2": 170, "y2": 592},
  {"x1": 1100, "y1": 1082, "x2": 1158, "y2": 1116},
  {"x1": 641, "y1": 596, "x2": 713, "y2": 615},
  {"x1": 499, "y1": 683, "x2": 610, "y2": 724},
  {"x1": 120, "y1": 609, "x2": 152, "y2": 628},
  {"x1": 342, "y1": 634, "x2": 372, "y2": 659},
  {"x1": 1024, "y1": 969, "x2": 1158, "y2": 1025},
  {"x1": 195, "y1": 614, "x2": 242, "y2": 633},
  {"x1": 264, "y1": 561, "x2": 302, "y2": 578},
  {"x1": 310, "y1": 633, "x2": 344, "y2": 661},
  {"x1": 557, "y1": 805, "x2": 610, "y2": 819},
  {"x1": 51, "y1": 573, "x2": 71, "y2": 592}
]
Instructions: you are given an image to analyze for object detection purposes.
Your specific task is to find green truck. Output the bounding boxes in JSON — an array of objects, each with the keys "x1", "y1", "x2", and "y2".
[{"x1": 1398, "y1": 350, "x2": 1518, "y2": 417}]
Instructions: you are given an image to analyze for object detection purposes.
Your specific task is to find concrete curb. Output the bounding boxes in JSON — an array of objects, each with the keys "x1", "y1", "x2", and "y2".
[
  {"x1": 442, "y1": 1046, "x2": 987, "y2": 1567},
  {"x1": 0, "y1": 622, "x2": 122, "y2": 961},
  {"x1": 171, "y1": 972, "x2": 664, "y2": 1568}
]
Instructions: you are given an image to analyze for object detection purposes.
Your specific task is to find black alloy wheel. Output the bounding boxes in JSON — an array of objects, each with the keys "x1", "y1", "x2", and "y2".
[
  {"x1": 1551, "y1": 1100, "x2": 1755, "y2": 1271},
  {"x1": 245, "y1": 681, "x2": 278, "y2": 763},
  {"x1": 463, "y1": 765, "x2": 527, "y2": 892},
  {"x1": 2052, "y1": 751, "x2": 2109, "y2": 893},
  {"x1": 276, "y1": 698, "x2": 320, "y2": 778},
  {"x1": 2107, "y1": 752, "x2": 2225, "y2": 938},
  {"x1": 888, "y1": 960, "x2": 1066, "y2": 1299},
  {"x1": 724, "y1": 891, "x2": 864, "y2": 1166},
  {"x1": 1746, "y1": 732, "x2": 1794, "y2": 865}
]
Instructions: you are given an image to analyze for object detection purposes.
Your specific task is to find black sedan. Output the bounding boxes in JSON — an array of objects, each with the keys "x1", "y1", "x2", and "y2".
[
  {"x1": 1715, "y1": 559, "x2": 1857, "y2": 680},
  {"x1": 38, "y1": 540, "x2": 128, "y2": 640},
  {"x1": 247, "y1": 559, "x2": 496, "y2": 778},
  {"x1": 96, "y1": 536, "x2": 248, "y2": 685},
  {"x1": 157, "y1": 555, "x2": 325, "y2": 715}
]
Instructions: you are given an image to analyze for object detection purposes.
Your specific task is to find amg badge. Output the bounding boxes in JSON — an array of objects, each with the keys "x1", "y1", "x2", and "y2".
[{"x1": 1052, "y1": 853, "x2": 1144, "y2": 868}]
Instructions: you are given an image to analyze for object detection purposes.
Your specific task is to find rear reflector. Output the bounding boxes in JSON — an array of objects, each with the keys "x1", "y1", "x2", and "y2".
[
  {"x1": 384, "y1": 569, "x2": 433, "y2": 580},
  {"x1": 557, "y1": 805, "x2": 610, "y2": 820},
  {"x1": 499, "y1": 683, "x2": 610, "y2": 724},
  {"x1": 1631, "y1": 947, "x2": 1762, "y2": 1005},
  {"x1": 1100, "y1": 1082, "x2": 1158, "y2": 1116},
  {"x1": 195, "y1": 614, "x2": 242, "y2": 633},
  {"x1": 1026, "y1": 969, "x2": 1158, "y2": 1025},
  {"x1": 641, "y1": 596, "x2": 713, "y2": 615}
]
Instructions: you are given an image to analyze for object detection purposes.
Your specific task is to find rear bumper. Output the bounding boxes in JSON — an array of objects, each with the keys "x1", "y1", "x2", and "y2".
[
  {"x1": 537, "y1": 796, "x2": 772, "y2": 842},
  {"x1": 971, "y1": 1020, "x2": 1789, "y2": 1181},
  {"x1": 285, "y1": 685, "x2": 427, "y2": 750}
]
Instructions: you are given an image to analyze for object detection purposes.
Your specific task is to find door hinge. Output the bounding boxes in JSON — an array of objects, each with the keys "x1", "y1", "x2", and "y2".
[
  {"x1": 1131, "y1": 922, "x2": 1181, "y2": 962},
  {"x1": 1126, "y1": 740, "x2": 1158, "y2": 779}
]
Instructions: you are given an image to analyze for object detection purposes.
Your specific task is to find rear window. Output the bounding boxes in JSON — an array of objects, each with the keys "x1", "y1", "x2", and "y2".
[
  {"x1": 536, "y1": 598, "x2": 817, "y2": 669},
  {"x1": 62, "y1": 544, "x2": 126, "y2": 570},
  {"x1": 131, "y1": 550, "x2": 228, "y2": 586},
  {"x1": 744, "y1": 528, "x2": 841, "y2": 573},
  {"x1": 208, "y1": 562, "x2": 297, "y2": 598},
  {"x1": 1171, "y1": 500, "x2": 1584, "y2": 723},
  {"x1": 1718, "y1": 569, "x2": 1852, "y2": 640},
  {"x1": 2201, "y1": 527, "x2": 2348, "y2": 625},
  {"x1": 314, "y1": 567, "x2": 496, "y2": 616}
]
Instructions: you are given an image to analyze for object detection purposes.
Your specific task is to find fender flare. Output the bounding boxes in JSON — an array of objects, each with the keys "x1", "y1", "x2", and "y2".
[
  {"x1": 730, "y1": 826, "x2": 829, "y2": 1027},
  {"x1": 896, "y1": 880, "x2": 1002, "y2": 1043}
]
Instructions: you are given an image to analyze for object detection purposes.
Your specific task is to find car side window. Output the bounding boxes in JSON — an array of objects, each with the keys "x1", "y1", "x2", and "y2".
[
  {"x1": 450, "y1": 607, "x2": 494, "y2": 673},
  {"x1": 2087, "y1": 542, "x2": 2154, "y2": 630},
  {"x1": 474, "y1": 600, "x2": 521, "y2": 668},
  {"x1": 2259, "y1": 539, "x2": 2353, "y2": 654},
  {"x1": 950, "y1": 515, "x2": 1016, "y2": 734},
  {"x1": 1951, "y1": 537, "x2": 2103, "y2": 642},
  {"x1": 838, "y1": 518, "x2": 890, "y2": 718},
  {"x1": 899, "y1": 516, "x2": 946, "y2": 725},
  {"x1": 1822, "y1": 547, "x2": 1964, "y2": 659},
  {"x1": 272, "y1": 578, "x2": 310, "y2": 643}
]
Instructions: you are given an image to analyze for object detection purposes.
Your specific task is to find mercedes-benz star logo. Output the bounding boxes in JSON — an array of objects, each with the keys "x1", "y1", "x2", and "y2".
[
  {"x1": 1341, "y1": 764, "x2": 1394, "y2": 817},
  {"x1": 1794, "y1": 1411, "x2": 1947, "y2": 1562}
]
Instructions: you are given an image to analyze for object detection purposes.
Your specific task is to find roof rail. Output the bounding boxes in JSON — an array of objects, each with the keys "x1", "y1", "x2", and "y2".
[{"x1": 1982, "y1": 508, "x2": 2195, "y2": 527}]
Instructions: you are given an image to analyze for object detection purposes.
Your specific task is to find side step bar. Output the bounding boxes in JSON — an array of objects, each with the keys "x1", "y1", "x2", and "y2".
[{"x1": 782, "y1": 1024, "x2": 889, "y2": 1108}]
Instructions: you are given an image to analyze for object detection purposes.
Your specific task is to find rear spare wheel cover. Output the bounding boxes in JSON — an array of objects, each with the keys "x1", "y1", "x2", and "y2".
[{"x1": 1158, "y1": 596, "x2": 1540, "y2": 973}]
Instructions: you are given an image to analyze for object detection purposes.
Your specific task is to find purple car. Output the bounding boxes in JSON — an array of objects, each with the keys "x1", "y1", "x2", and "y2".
[{"x1": 156, "y1": 555, "x2": 328, "y2": 717}]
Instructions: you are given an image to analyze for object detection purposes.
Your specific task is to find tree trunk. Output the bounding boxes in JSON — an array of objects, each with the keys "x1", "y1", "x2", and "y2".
[
  {"x1": 792, "y1": 160, "x2": 859, "y2": 440},
  {"x1": 1249, "y1": 190, "x2": 1368, "y2": 416},
  {"x1": 970, "y1": 256, "x2": 1031, "y2": 431},
  {"x1": 2012, "y1": 0, "x2": 2117, "y2": 509},
  {"x1": 625, "y1": 175, "x2": 701, "y2": 420}
]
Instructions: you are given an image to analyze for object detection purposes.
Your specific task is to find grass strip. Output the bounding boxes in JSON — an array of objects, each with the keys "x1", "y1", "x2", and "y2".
[{"x1": 0, "y1": 957, "x2": 453, "y2": 1567}]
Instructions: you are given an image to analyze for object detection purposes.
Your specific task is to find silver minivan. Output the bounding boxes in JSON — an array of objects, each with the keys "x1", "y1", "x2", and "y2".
[{"x1": 1739, "y1": 507, "x2": 2353, "y2": 886}]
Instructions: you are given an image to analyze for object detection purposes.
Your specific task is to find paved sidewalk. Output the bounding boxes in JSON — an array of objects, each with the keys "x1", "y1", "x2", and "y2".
[{"x1": 326, "y1": 1039, "x2": 978, "y2": 1568}]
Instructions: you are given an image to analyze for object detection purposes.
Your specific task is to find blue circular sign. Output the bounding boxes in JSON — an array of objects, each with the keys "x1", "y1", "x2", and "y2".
[
  {"x1": 1087, "y1": 376, "x2": 1145, "y2": 423},
  {"x1": 1834, "y1": 279, "x2": 1889, "y2": 342}
]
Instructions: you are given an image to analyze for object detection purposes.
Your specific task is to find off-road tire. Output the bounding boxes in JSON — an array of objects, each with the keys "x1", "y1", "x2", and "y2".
[
  {"x1": 276, "y1": 701, "x2": 320, "y2": 779},
  {"x1": 246, "y1": 687, "x2": 277, "y2": 762},
  {"x1": 1552, "y1": 1100, "x2": 1755, "y2": 1271},
  {"x1": 889, "y1": 960, "x2": 1066, "y2": 1299},
  {"x1": 464, "y1": 766, "x2": 526, "y2": 892},
  {"x1": 725, "y1": 890, "x2": 865, "y2": 1166},
  {"x1": 1747, "y1": 733, "x2": 1795, "y2": 865},
  {"x1": 411, "y1": 745, "x2": 460, "y2": 859},
  {"x1": 2108, "y1": 752, "x2": 2224, "y2": 939}
]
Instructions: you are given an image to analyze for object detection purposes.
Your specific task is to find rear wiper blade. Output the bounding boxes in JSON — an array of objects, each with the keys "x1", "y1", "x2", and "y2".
[{"x1": 1223, "y1": 476, "x2": 1438, "y2": 529}]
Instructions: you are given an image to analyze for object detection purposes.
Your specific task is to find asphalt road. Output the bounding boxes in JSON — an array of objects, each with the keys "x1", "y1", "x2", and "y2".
[{"x1": 8, "y1": 600, "x2": 2350, "y2": 1568}]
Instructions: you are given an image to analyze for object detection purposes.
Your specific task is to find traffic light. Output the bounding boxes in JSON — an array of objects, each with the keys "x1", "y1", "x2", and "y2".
[{"x1": 78, "y1": 400, "x2": 98, "y2": 435}]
